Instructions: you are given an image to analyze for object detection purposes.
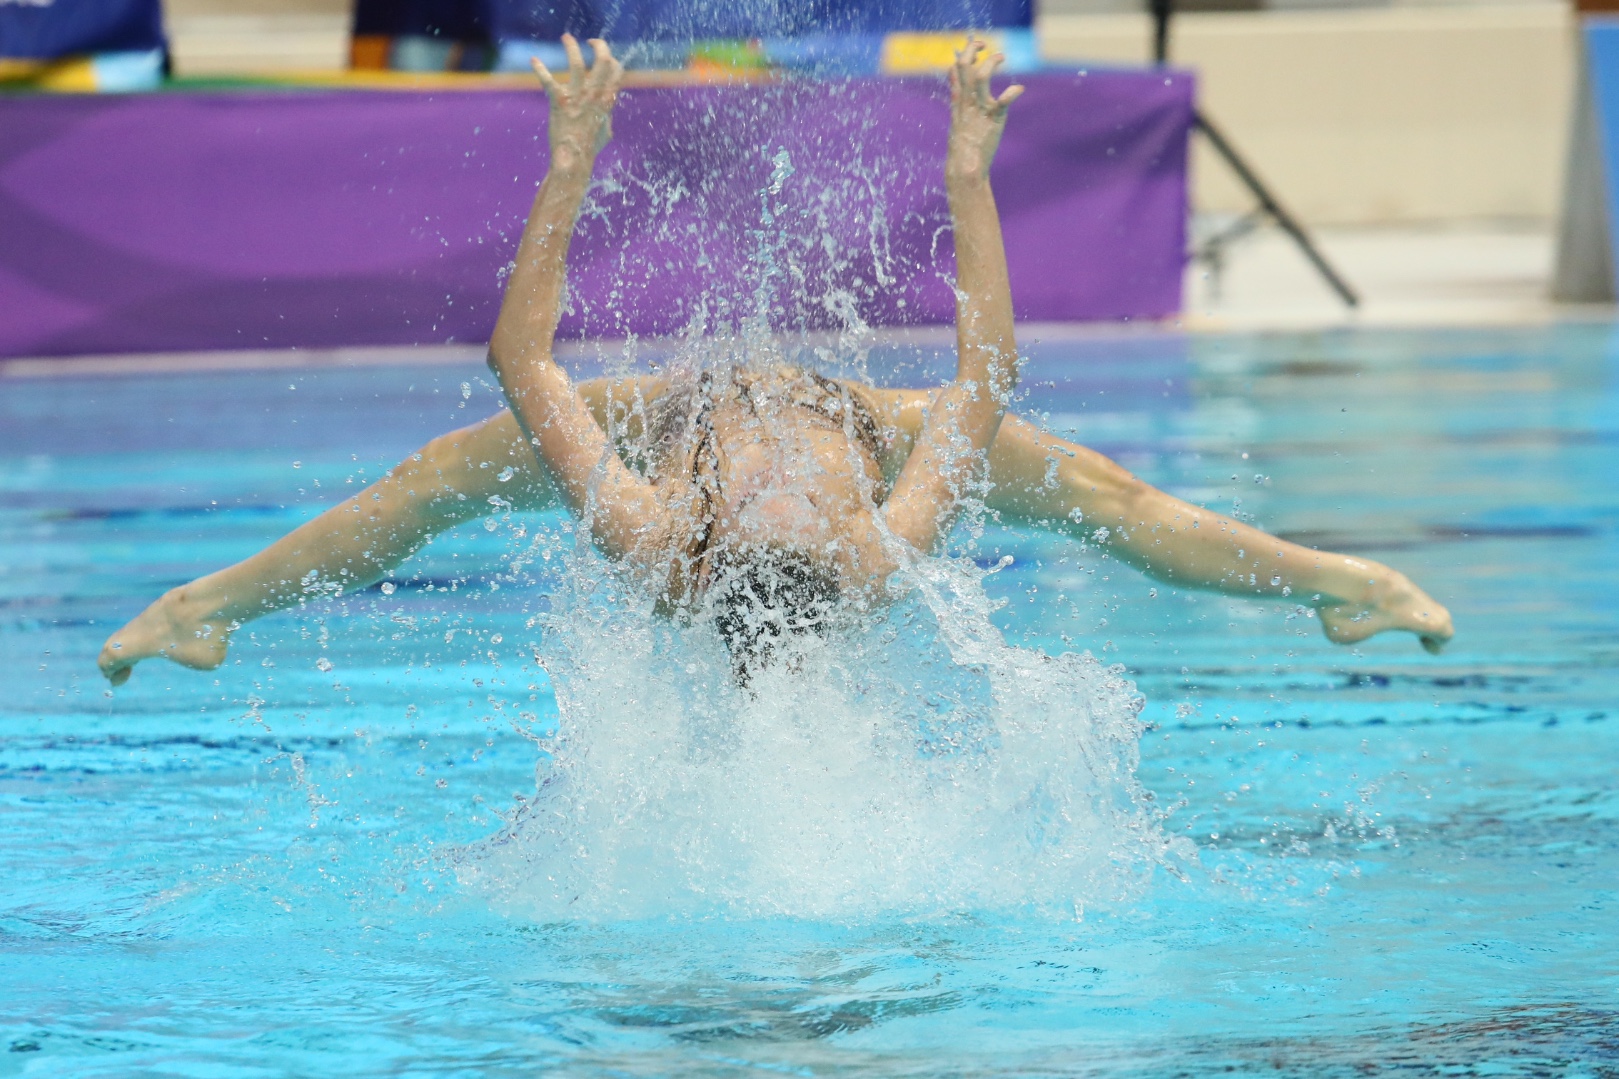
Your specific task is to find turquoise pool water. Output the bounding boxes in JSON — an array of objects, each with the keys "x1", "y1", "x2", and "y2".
[{"x1": 2, "y1": 324, "x2": 1615, "y2": 1075}]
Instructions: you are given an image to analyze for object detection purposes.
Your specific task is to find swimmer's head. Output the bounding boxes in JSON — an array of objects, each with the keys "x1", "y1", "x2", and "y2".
[
  {"x1": 724, "y1": 486, "x2": 824, "y2": 547},
  {"x1": 709, "y1": 542, "x2": 839, "y2": 684}
]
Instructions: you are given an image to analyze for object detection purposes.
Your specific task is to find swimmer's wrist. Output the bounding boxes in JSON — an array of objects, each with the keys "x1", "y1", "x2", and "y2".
[
  {"x1": 945, "y1": 168, "x2": 993, "y2": 201},
  {"x1": 945, "y1": 149, "x2": 993, "y2": 186},
  {"x1": 547, "y1": 146, "x2": 597, "y2": 179}
]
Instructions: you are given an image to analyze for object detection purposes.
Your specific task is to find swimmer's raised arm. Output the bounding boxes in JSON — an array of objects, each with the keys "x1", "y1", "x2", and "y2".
[
  {"x1": 883, "y1": 41, "x2": 1023, "y2": 554},
  {"x1": 486, "y1": 36, "x2": 667, "y2": 560}
]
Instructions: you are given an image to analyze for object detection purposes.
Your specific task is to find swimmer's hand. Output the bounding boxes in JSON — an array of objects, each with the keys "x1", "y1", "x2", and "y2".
[
  {"x1": 531, "y1": 34, "x2": 624, "y2": 170},
  {"x1": 946, "y1": 38, "x2": 1023, "y2": 185}
]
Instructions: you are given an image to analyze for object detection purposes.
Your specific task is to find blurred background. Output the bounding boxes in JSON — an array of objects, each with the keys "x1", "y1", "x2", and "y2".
[{"x1": 0, "y1": 0, "x2": 1588, "y2": 338}]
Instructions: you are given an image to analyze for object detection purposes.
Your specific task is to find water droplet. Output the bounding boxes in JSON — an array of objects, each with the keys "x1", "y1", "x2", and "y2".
[
  {"x1": 497, "y1": 466, "x2": 515, "y2": 482},
  {"x1": 380, "y1": 582, "x2": 396, "y2": 595},
  {"x1": 315, "y1": 657, "x2": 333, "y2": 673}
]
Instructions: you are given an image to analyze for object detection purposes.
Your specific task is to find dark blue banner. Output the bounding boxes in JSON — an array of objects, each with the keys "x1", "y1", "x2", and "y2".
[
  {"x1": 0, "y1": 0, "x2": 162, "y2": 59},
  {"x1": 353, "y1": 0, "x2": 1030, "y2": 45},
  {"x1": 353, "y1": 0, "x2": 491, "y2": 41}
]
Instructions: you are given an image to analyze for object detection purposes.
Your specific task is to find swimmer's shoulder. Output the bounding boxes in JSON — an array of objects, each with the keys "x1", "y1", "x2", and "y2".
[
  {"x1": 834, "y1": 381, "x2": 934, "y2": 466},
  {"x1": 577, "y1": 375, "x2": 675, "y2": 437}
]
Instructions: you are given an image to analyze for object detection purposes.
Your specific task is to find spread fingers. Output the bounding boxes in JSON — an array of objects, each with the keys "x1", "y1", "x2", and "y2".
[
  {"x1": 562, "y1": 33, "x2": 586, "y2": 80},
  {"x1": 530, "y1": 57, "x2": 561, "y2": 94}
]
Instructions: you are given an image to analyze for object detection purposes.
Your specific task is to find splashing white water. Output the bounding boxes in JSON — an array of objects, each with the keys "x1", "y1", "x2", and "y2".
[{"x1": 456, "y1": 530, "x2": 1184, "y2": 920}]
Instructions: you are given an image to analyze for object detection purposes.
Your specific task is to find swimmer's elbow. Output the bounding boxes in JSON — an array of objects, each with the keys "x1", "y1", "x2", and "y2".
[
  {"x1": 486, "y1": 343, "x2": 526, "y2": 378},
  {"x1": 1114, "y1": 476, "x2": 1153, "y2": 519}
]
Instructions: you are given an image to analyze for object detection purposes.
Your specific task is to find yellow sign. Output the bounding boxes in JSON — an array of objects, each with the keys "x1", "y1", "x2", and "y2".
[{"x1": 881, "y1": 31, "x2": 1002, "y2": 75}]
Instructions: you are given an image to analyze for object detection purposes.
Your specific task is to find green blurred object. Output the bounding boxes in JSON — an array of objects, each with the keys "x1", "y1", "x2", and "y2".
[{"x1": 688, "y1": 39, "x2": 771, "y2": 71}]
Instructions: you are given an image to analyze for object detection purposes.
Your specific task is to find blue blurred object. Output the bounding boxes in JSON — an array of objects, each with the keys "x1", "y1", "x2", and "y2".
[
  {"x1": 492, "y1": 36, "x2": 572, "y2": 73},
  {"x1": 484, "y1": 0, "x2": 1030, "y2": 48},
  {"x1": 87, "y1": 47, "x2": 165, "y2": 89},
  {"x1": 1578, "y1": 19, "x2": 1619, "y2": 292},
  {"x1": 0, "y1": 0, "x2": 163, "y2": 61}
]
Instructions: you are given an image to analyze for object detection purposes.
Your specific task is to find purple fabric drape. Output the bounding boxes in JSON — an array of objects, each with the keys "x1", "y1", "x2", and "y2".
[{"x1": 0, "y1": 72, "x2": 1190, "y2": 359}]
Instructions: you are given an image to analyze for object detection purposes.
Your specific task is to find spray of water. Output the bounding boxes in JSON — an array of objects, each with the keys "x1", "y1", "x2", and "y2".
[
  {"x1": 450, "y1": 74, "x2": 1187, "y2": 920},
  {"x1": 458, "y1": 535, "x2": 1185, "y2": 919}
]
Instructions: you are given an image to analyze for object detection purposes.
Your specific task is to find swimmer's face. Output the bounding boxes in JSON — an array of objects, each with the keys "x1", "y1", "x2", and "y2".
[
  {"x1": 728, "y1": 490, "x2": 824, "y2": 548},
  {"x1": 714, "y1": 440, "x2": 828, "y2": 549},
  {"x1": 701, "y1": 395, "x2": 892, "y2": 593},
  {"x1": 702, "y1": 439, "x2": 840, "y2": 594}
]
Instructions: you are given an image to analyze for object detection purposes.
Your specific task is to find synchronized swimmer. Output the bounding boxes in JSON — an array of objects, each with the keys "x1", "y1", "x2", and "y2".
[{"x1": 98, "y1": 36, "x2": 1452, "y2": 685}]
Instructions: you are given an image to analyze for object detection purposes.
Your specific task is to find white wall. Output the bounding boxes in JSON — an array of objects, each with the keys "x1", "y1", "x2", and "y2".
[
  {"x1": 164, "y1": 0, "x2": 350, "y2": 75},
  {"x1": 1039, "y1": 4, "x2": 1574, "y2": 224}
]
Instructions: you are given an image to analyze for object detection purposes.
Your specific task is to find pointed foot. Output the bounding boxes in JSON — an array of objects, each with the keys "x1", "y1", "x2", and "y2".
[
  {"x1": 98, "y1": 588, "x2": 232, "y2": 686},
  {"x1": 1318, "y1": 570, "x2": 1453, "y2": 654}
]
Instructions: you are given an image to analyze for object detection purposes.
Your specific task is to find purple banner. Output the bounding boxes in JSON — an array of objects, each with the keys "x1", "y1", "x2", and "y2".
[{"x1": 0, "y1": 73, "x2": 1190, "y2": 360}]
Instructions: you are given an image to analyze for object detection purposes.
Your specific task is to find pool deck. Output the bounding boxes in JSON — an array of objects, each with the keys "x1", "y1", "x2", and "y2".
[{"x1": 1181, "y1": 219, "x2": 1592, "y2": 332}]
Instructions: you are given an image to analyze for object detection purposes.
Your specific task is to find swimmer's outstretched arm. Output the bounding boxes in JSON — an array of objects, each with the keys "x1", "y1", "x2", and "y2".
[
  {"x1": 95, "y1": 413, "x2": 549, "y2": 684},
  {"x1": 95, "y1": 383, "x2": 654, "y2": 685},
  {"x1": 882, "y1": 41, "x2": 1024, "y2": 554},
  {"x1": 981, "y1": 415, "x2": 1455, "y2": 652},
  {"x1": 485, "y1": 36, "x2": 667, "y2": 561}
]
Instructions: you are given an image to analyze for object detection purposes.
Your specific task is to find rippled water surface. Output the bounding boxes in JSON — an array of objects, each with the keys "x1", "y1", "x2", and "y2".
[{"x1": 3, "y1": 324, "x2": 1616, "y2": 1076}]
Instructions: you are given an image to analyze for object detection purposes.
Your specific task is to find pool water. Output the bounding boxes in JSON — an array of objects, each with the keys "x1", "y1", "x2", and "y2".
[{"x1": 2, "y1": 323, "x2": 1615, "y2": 1076}]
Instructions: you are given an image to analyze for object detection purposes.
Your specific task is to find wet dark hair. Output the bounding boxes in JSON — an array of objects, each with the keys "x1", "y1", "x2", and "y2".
[{"x1": 711, "y1": 546, "x2": 840, "y2": 684}]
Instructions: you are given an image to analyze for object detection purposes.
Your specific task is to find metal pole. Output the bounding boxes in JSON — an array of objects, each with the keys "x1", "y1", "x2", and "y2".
[
  {"x1": 1193, "y1": 111, "x2": 1361, "y2": 308},
  {"x1": 1151, "y1": 0, "x2": 1360, "y2": 309},
  {"x1": 1150, "y1": 0, "x2": 1172, "y2": 64}
]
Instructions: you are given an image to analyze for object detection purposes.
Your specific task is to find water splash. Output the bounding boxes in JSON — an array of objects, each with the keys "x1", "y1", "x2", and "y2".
[
  {"x1": 450, "y1": 80, "x2": 1185, "y2": 920},
  {"x1": 566, "y1": 76, "x2": 940, "y2": 348},
  {"x1": 745, "y1": 147, "x2": 796, "y2": 333},
  {"x1": 454, "y1": 528, "x2": 1186, "y2": 919}
]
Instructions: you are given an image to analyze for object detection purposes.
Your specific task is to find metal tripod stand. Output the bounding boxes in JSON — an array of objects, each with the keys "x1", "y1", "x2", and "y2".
[{"x1": 1153, "y1": 0, "x2": 1359, "y2": 308}]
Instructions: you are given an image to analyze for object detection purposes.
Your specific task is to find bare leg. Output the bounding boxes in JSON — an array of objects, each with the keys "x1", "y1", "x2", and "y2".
[
  {"x1": 984, "y1": 415, "x2": 1454, "y2": 652},
  {"x1": 98, "y1": 411, "x2": 547, "y2": 685}
]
